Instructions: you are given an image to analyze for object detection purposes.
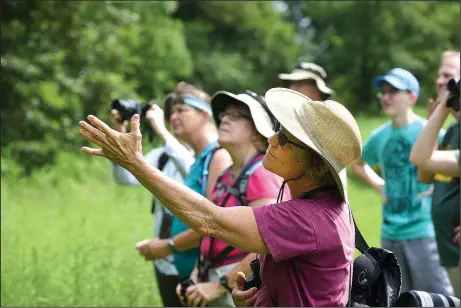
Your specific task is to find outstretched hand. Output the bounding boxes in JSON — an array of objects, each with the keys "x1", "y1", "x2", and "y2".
[{"x1": 78, "y1": 114, "x2": 144, "y2": 168}]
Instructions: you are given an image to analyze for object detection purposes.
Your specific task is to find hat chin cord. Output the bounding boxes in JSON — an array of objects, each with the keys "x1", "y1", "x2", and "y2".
[{"x1": 276, "y1": 174, "x2": 304, "y2": 203}]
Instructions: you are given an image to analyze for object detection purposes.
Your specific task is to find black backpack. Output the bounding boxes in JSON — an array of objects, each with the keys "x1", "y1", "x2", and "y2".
[{"x1": 349, "y1": 217, "x2": 402, "y2": 307}]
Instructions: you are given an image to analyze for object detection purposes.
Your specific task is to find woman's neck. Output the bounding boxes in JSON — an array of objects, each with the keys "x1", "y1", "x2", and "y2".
[
  {"x1": 287, "y1": 177, "x2": 321, "y2": 200},
  {"x1": 226, "y1": 144, "x2": 260, "y2": 177},
  {"x1": 188, "y1": 124, "x2": 219, "y2": 155}
]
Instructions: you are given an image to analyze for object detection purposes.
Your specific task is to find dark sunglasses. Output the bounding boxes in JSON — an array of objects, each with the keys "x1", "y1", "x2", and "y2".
[{"x1": 275, "y1": 122, "x2": 309, "y2": 150}]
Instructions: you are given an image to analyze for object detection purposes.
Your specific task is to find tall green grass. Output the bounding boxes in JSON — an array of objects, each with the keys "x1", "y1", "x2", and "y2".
[
  {"x1": 1, "y1": 107, "x2": 454, "y2": 306},
  {"x1": 2, "y1": 153, "x2": 159, "y2": 306}
]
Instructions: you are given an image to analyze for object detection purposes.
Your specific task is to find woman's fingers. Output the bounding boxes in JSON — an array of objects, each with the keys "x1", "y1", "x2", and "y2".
[
  {"x1": 129, "y1": 114, "x2": 142, "y2": 136},
  {"x1": 79, "y1": 129, "x2": 107, "y2": 151},
  {"x1": 81, "y1": 147, "x2": 105, "y2": 157},
  {"x1": 176, "y1": 283, "x2": 185, "y2": 305},
  {"x1": 87, "y1": 115, "x2": 114, "y2": 137},
  {"x1": 79, "y1": 120, "x2": 107, "y2": 142},
  {"x1": 245, "y1": 289, "x2": 259, "y2": 307},
  {"x1": 235, "y1": 271, "x2": 246, "y2": 290},
  {"x1": 186, "y1": 288, "x2": 200, "y2": 307}
]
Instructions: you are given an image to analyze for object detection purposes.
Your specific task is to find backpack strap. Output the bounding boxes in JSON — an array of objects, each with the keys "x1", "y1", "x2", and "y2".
[
  {"x1": 212, "y1": 167, "x2": 232, "y2": 203},
  {"x1": 151, "y1": 152, "x2": 171, "y2": 214},
  {"x1": 200, "y1": 144, "x2": 221, "y2": 196},
  {"x1": 352, "y1": 214, "x2": 370, "y2": 254},
  {"x1": 235, "y1": 160, "x2": 263, "y2": 207},
  {"x1": 212, "y1": 154, "x2": 264, "y2": 205},
  {"x1": 198, "y1": 153, "x2": 264, "y2": 281}
]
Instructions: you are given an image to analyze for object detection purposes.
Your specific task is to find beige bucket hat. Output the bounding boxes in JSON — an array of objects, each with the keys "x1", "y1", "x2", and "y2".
[
  {"x1": 264, "y1": 88, "x2": 362, "y2": 202},
  {"x1": 278, "y1": 62, "x2": 334, "y2": 96},
  {"x1": 211, "y1": 90, "x2": 275, "y2": 138}
]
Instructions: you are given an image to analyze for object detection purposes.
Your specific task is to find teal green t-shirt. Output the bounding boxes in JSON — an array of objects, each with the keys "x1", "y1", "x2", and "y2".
[
  {"x1": 362, "y1": 116, "x2": 445, "y2": 241},
  {"x1": 170, "y1": 141, "x2": 219, "y2": 279}
]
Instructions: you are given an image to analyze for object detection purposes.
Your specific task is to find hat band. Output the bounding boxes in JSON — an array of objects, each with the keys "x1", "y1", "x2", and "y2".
[
  {"x1": 293, "y1": 67, "x2": 329, "y2": 83},
  {"x1": 183, "y1": 96, "x2": 212, "y2": 114}
]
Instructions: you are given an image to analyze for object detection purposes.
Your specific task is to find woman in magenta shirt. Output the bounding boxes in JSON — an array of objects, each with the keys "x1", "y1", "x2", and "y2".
[{"x1": 78, "y1": 88, "x2": 362, "y2": 307}]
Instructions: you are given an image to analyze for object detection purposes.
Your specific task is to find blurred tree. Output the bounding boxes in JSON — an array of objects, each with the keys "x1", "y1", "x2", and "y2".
[
  {"x1": 172, "y1": 1, "x2": 303, "y2": 95},
  {"x1": 1, "y1": 0, "x2": 191, "y2": 175},
  {"x1": 286, "y1": 1, "x2": 460, "y2": 114}
]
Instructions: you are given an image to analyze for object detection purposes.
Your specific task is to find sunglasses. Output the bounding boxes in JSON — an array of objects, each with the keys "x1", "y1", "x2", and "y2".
[
  {"x1": 275, "y1": 122, "x2": 309, "y2": 150},
  {"x1": 218, "y1": 111, "x2": 251, "y2": 122}
]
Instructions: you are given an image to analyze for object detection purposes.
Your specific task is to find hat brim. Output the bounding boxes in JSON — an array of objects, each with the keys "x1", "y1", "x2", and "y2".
[
  {"x1": 372, "y1": 75, "x2": 408, "y2": 91},
  {"x1": 211, "y1": 91, "x2": 275, "y2": 138},
  {"x1": 278, "y1": 71, "x2": 334, "y2": 95},
  {"x1": 265, "y1": 88, "x2": 348, "y2": 202}
]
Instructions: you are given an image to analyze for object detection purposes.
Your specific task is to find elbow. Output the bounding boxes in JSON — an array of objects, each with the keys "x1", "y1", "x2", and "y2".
[
  {"x1": 195, "y1": 208, "x2": 219, "y2": 238},
  {"x1": 417, "y1": 169, "x2": 434, "y2": 184},
  {"x1": 409, "y1": 152, "x2": 420, "y2": 167},
  {"x1": 350, "y1": 162, "x2": 362, "y2": 176}
]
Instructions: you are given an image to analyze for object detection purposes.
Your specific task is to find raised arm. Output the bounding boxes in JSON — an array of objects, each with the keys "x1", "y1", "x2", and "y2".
[
  {"x1": 112, "y1": 148, "x2": 163, "y2": 185},
  {"x1": 145, "y1": 104, "x2": 195, "y2": 176},
  {"x1": 79, "y1": 115, "x2": 269, "y2": 254},
  {"x1": 129, "y1": 159, "x2": 269, "y2": 254},
  {"x1": 410, "y1": 93, "x2": 456, "y2": 179}
]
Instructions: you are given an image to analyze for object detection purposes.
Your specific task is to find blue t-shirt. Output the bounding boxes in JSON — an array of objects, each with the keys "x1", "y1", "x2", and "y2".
[
  {"x1": 362, "y1": 115, "x2": 445, "y2": 240},
  {"x1": 170, "y1": 141, "x2": 219, "y2": 278}
]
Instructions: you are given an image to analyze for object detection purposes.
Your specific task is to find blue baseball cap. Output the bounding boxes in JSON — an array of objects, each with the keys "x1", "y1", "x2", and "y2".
[{"x1": 372, "y1": 68, "x2": 420, "y2": 96}]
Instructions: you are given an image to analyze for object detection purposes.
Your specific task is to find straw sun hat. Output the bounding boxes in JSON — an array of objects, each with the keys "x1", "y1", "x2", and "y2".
[{"x1": 265, "y1": 88, "x2": 363, "y2": 202}]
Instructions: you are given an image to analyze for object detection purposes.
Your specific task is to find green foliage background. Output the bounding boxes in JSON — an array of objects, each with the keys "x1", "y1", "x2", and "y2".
[
  {"x1": 1, "y1": 1, "x2": 460, "y2": 306},
  {"x1": 2, "y1": 0, "x2": 459, "y2": 175}
]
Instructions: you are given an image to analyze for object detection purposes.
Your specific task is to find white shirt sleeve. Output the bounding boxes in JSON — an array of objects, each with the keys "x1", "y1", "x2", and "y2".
[
  {"x1": 163, "y1": 135, "x2": 195, "y2": 177},
  {"x1": 112, "y1": 147, "x2": 164, "y2": 185}
]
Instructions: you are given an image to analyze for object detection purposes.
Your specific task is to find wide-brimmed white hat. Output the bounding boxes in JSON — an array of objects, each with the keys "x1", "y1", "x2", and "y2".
[
  {"x1": 211, "y1": 90, "x2": 275, "y2": 138},
  {"x1": 265, "y1": 88, "x2": 362, "y2": 202},
  {"x1": 278, "y1": 62, "x2": 334, "y2": 96}
]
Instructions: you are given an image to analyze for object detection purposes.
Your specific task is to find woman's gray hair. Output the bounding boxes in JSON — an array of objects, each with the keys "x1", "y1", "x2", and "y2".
[{"x1": 303, "y1": 148, "x2": 336, "y2": 186}]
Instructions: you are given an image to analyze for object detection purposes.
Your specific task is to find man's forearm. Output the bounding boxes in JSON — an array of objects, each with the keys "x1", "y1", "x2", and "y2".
[
  {"x1": 352, "y1": 163, "x2": 385, "y2": 191},
  {"x1": 173, "y1": 229, "x2": 201, "y2": 252},
  {"x1": 127, "y1": 157, "x2": 216, "y2": 237},
  {"x1": 410, "y1": 104, "x2": 449, "y2": 165}
]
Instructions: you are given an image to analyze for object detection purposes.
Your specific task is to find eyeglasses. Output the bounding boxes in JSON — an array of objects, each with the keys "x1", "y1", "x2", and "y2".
[
  {"x1": 218, "y1": 111, "x2": 251, "y2": 122},
  {"x1": 376, "y1": 88, "x2": 409, "y2": 99},
  {"x1": 277, "y1": 127, "x2": 309, "y2": 150}
]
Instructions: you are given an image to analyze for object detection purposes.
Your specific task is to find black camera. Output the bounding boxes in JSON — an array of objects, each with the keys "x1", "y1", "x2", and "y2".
[
  {"x1": 243, "y1": 259, "x2": 262, "y2": 290},
  {"x1": 110, "y1": 99, "x2": 155, "y2": 142},
  {"x1": 446, "y1": 79, "x2": 460, "y2": 112}
]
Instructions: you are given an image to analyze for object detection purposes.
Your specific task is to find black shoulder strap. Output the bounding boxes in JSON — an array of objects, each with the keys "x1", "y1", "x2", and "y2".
[
  {"x1": 151, "y1": 152, "x2": 171, "y2": 214},
  {"x1": 352, "y1": 215, "x2": 369, "y2": 254},
  {"x1": 158, "y1": 152, "x2": 170, "y2": 172}
]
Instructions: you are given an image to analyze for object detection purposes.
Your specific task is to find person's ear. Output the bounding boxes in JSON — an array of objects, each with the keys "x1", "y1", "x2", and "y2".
[{"x1": 410, "y1": 92, "x2": 418, "y2": 106}]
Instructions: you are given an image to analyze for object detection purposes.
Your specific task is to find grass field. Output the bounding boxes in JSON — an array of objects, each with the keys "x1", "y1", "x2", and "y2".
[{"x1": 1, "y1": 107, "x2": 455, "y2": 306}]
